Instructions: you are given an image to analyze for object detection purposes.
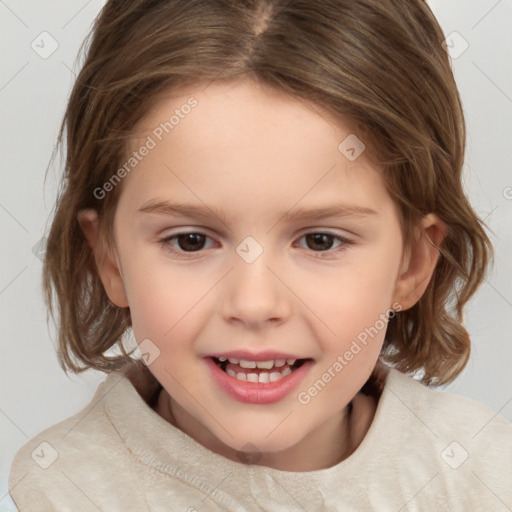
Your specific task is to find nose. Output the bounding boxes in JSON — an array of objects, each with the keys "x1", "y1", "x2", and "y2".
[{"x1": 219, "y1": 247, "x2": 292, "y2": 329}]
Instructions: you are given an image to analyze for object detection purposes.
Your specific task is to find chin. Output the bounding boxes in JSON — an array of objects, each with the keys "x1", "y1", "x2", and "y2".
[{"x1": 215, "y1": 423, "x2": 307, "y2": 456}]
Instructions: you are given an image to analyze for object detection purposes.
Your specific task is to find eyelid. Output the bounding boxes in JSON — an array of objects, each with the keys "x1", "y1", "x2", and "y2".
[
  {"x1": 159, "y1": 225, "x2": 355, "y2": 238},
  {"x1": 295, "y1": 226, "x2": 353, "y2": 237}
]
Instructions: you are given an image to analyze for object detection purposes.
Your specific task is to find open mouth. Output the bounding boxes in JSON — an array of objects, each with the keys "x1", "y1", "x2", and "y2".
[{"x1": 211, "y1": 356, "x2": 308, "y2": 384}]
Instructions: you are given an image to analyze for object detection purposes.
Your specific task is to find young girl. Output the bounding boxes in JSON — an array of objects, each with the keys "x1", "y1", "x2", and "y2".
[{"x1": 9, "y1": 0, "x2": 511, "y2": 510}]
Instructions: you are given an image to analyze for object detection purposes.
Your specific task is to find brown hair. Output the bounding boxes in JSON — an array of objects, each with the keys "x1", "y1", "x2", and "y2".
[{"x1": 43, "y1": 0, "x2": 492, "y2": 385}]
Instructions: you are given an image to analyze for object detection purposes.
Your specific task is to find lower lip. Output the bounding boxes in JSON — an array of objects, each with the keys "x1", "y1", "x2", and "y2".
[{"x1": 204, "y1": 357, "x2": 312, "y2": 404}]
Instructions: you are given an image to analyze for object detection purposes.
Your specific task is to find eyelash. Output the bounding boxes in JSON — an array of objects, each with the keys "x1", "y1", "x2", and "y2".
[{"x1": 158, "y1": 230, "x2": 353, "y2": 259}]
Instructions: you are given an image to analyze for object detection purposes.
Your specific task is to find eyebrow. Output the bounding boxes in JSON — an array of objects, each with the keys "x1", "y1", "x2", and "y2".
[{"x1": 138, "y1": 199, "x2": 378, "y2": 225}]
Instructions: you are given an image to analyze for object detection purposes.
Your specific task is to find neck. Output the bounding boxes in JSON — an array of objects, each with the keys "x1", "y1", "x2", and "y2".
[{"x1": 154, "y1": 388, "x2": 378, "y2": 472}]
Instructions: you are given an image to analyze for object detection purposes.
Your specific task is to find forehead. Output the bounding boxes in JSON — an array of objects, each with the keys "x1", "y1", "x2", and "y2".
[
  {"x1": 133, "y1": 78, "x2": 348, "y2": 149},
  {"x1": 118, "y1": 79, "x2": 393, "y2": 222}
]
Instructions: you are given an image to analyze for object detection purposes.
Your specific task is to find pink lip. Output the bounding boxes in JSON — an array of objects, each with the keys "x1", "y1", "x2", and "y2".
[
  {"x1": 207, "y1": 350, "x2": 304, "y2": 361},
  {"x1": 205, "y1": 357, "x2": 313, "y2": 404}
]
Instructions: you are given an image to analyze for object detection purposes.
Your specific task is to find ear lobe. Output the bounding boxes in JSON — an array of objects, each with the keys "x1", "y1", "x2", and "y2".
[
  {"x1": 392, "y1": 214, "x2": 446, "y2": 311},
  {"x1": 77, "y1": 208, "x2": 129, "y2": 308}
]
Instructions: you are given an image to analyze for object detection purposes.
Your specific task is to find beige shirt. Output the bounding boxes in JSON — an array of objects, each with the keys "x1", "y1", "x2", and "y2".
[{"x1": 9, "y1": 363, "x2": 512, "y2": 511}]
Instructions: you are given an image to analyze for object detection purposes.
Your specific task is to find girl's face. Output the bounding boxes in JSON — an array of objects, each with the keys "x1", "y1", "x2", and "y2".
[{"x1": 103, "y1": 78, "x2": 415, "y2": 469}]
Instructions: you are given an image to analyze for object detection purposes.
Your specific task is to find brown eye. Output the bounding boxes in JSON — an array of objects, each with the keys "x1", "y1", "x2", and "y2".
[
  {"x1": 304, "y1": 233, "x2": 337, "y2": 251},
  {"x1": 294, "y1": 231, "x2": 353, "y2": 258},
  {"x1": 175, "y1": 233, "x2": 207, "y2": 252},
  {"x1": 159, "y1": 231, "x2": 215, "y2": 254}
]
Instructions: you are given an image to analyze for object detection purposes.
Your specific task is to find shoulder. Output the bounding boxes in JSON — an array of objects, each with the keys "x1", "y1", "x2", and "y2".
[
  {"x1": 384, "y1": 368, "x2": 512, "y2": 440},
  {"x1": 377, "y1": 368, "x2": 512, "y2": 509},
  {"x1": 8, "y1": 371, "x2": 134, "y2": 511}
]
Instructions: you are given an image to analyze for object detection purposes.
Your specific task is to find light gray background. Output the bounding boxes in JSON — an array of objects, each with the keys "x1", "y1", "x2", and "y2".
[{"x1": 1, "y1": 0, "x2": 511, "y2": 508}]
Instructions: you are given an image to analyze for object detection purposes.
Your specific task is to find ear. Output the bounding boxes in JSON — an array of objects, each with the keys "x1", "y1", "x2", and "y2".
[
  {"x1": 392, "y1": 213, "x2": 446, "y2": 311},
  {"x1": 77, "y1": 208, "x2": 129, "y2": 308}
]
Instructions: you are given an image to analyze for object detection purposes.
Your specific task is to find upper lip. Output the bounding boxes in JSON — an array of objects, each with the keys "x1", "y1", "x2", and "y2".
[{"x1": 207, "y1": 350, "x2": 308, "y2": 361}]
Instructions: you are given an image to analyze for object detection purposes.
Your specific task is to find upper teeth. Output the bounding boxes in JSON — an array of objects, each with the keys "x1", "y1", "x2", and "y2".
[{"x1": 222, "y1": 357, "x2": 296, "y2": 369}]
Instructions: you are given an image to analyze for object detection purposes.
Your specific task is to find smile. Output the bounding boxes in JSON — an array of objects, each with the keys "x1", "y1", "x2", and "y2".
[
  {"x1": 213, "y1": 357, "x2": 306, "y2": 383},
  {"x1": 206, "y1": 356, "x2": 312, "y2": 404}
]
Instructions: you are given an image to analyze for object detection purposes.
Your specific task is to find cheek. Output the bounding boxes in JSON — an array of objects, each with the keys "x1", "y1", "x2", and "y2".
[
  {"x1": 294, "y1": 251, "x2": 400, "y2": 407},
  {"x1": 121, "y1": 252, "x2": 208, "y2": 345},
  {"x1": 299, "y1": 246, "x2": 400, "y2": 335},
  {"x1": 289, "y1": 237, "x2": 402, "y2": 381},
  {"x1": 126, "y1": 268, "x2": 209, "y2": 392}
]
